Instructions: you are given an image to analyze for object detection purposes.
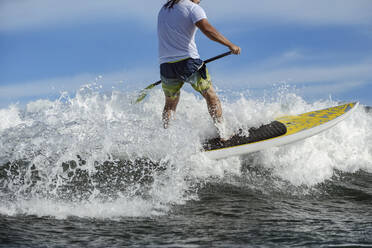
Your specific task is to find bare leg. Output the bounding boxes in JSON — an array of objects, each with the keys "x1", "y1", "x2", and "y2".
[
  {"x1": 200, "y1": 86, "x2": 229, "y2": 140},
  {"x1": 162, "y1": 94, "x2": 180, "y2": 128},
  {"x1": 200, "y1": 86, "x2": 223, "y2": 124}
]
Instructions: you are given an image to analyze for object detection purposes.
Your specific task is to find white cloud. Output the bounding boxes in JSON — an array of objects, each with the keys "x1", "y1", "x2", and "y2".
[
  {"x1": 1, "y1": 0, "x2": 371, "y2": 31},
  {"x1": 211, "y1": 50, "x2": 372, "y2": 89},
  {"x1": 0, "y1": 67, "x2": 158, "y2": 101},
  {"x1": 206, "y1": 0, "x2": 372, "y2": 26},
  {"x1": 1, "y1": 52, "x2": 371, "y2": 106},
  {"x1": 214, "y1": 60, "x2": 372, "y2": 90},
  {"x1": 299, "y1": 81, "x2": 366, "y2": 96},
  {"x1": 0, "y1": 0, "x2": 160, "y2": 31},
  {"x1": 236, "y1": 63, "x2": 371, "y2": 87},
  {"x1": 246, "y1": 49, "x2": 306, "y2": 70},
  {"x1": 0, "y1": 73, "x2": 94, "y2": 99}
]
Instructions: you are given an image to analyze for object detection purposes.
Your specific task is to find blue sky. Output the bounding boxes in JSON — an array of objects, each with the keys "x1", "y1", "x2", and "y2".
[{"x1": 1, "y1": 0, "x2": 372, "y2": 108}]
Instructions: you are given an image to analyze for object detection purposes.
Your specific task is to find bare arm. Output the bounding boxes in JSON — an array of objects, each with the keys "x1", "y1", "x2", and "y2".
[{"x1": 196, "y1": 18, "x2": 241, "y2": 54}]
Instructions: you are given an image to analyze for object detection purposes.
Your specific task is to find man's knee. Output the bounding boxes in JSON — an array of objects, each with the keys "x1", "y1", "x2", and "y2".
[
  {"x1": 202, "y1": 86, "x2": 219, "y2": 103},
  {"x1": 164, "y1": 95, "x2": 180, "y2": 111}
]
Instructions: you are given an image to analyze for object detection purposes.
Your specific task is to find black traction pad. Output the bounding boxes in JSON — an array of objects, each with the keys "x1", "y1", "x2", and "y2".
[{"x1": 203, "y1": 121, "x2": 287, "y2": 151}]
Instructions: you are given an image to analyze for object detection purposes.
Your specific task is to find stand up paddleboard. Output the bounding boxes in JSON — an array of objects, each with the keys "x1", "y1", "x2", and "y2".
[{"x1": 203, "y1": 102, "x2": 359, "y2": 160}]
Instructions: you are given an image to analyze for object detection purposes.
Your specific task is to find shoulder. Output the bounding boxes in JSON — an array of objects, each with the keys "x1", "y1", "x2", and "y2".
[
  {"x1": 187, "y1": 2, "x2": 207, "y2": 23},
  {"x1": 179, "y1": 1, "x2": 205, "y2": 13},
  {"x1": 188, "y1": 2, "x2": 205, "y2": 13}
]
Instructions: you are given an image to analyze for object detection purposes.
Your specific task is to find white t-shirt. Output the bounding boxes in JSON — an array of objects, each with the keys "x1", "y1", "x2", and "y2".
[{"x1": 157, "y1": 0, "x2": 207, "y2": 64}]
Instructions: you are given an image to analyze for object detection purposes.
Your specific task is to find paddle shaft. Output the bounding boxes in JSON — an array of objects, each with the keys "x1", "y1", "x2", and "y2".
[{"x1": 204, "y1": 51, "x2": 232, "y2": 63}]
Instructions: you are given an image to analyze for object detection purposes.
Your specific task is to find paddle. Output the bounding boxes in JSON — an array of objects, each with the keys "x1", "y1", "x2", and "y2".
[{"x1": 134, "y1": 51, "x2": 232, "y2": 103}]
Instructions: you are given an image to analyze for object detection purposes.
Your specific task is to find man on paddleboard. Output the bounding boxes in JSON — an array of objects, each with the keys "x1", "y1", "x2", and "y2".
[{"x1": 158, "y1": 0, "x2": 241, "y2": 138}]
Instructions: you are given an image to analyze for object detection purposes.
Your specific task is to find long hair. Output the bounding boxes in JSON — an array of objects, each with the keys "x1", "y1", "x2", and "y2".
[{"x1": 164, "y1": 0, "x2": 181, "y2": 9}]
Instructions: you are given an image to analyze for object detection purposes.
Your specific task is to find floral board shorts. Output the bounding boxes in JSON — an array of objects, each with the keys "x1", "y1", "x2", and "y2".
[{"x1": 160, "y1": 58, "x2": 212, "y2": 99}]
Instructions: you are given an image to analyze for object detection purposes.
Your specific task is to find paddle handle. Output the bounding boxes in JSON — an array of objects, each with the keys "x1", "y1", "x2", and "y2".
[{"x1": 152, "y1": 51, "x2": 232, "y2": 87}]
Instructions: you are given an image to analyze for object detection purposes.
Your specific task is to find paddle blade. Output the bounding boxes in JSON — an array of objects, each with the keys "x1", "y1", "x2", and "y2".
[
  {"x1": 134, "y1": 90, "x2": 149, "y2": 103},
  {"x1": 133, "y1": 81, "x2": 161, "y2": 104}
]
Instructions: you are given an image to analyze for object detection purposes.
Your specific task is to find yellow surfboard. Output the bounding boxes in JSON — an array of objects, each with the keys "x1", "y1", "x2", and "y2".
[{"x1": 203, "y1": 102, "x2": 359, "y2": 160}]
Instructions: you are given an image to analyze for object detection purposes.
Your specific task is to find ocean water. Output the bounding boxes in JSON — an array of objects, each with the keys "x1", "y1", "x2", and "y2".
[{"x1": 0, "y1": 86, "x2": 371, "y2": 247}]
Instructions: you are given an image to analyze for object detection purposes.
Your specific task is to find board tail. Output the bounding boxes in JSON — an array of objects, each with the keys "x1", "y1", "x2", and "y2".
[{"x1": 203, "y1": 121, "x2": 287, "y2": 151}]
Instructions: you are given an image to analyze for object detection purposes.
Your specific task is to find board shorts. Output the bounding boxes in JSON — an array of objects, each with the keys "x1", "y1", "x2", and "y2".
[{"x1": 160, "y1": 58, "x2": 212, "y2": 99}]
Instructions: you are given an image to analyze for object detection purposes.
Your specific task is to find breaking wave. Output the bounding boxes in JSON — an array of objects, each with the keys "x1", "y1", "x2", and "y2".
[{"x1": 0, "y1": 84, "x2": 371, "y2": 219}]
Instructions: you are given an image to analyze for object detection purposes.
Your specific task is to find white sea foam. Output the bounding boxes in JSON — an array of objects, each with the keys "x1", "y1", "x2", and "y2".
[
  {"x1": 0, "y1": 85, "x2": 371, "y2": 218},
  {"x1": 0, "y1": 105, "x2": 24, "y2": 131},
  {"x1": 258, "y1": 102, "x2": 372, "y2": 186},
  {"x1": 0, "y1": 197, "x2": 164, "y2": 219}
]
